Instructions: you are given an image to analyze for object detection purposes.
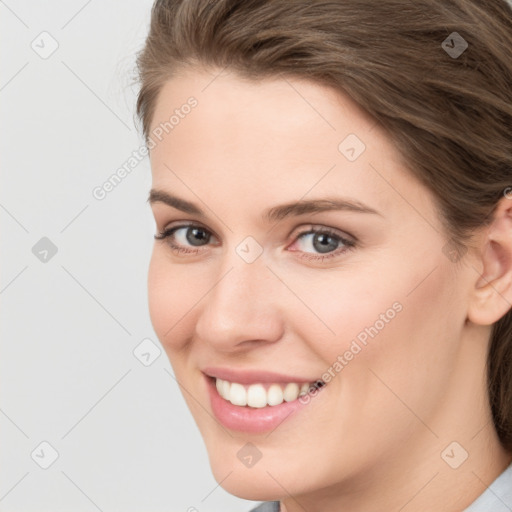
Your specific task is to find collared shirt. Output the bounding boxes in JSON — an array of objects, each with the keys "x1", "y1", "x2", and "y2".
[
  {"x1": 464, "y1": 461, "x2": 512, "y2": 512},
  {"x1": 248, "y1": 462, "x2": 512, "y2": 512}
]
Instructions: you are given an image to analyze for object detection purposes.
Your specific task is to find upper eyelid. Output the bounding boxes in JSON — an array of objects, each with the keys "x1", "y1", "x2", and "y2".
[{"x1": 162, "y1": 221, "x2": 221, "y2": 242}]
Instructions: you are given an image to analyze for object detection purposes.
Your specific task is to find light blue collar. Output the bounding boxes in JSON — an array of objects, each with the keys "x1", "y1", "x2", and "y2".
[{"x1": 463, "y1": 461, "x2": 512, "y2": 511}]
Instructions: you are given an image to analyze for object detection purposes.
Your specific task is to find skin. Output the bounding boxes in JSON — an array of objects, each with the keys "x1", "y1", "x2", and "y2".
[{"x1": 147, "y1": 66, "x2": 512, "y2": 512}]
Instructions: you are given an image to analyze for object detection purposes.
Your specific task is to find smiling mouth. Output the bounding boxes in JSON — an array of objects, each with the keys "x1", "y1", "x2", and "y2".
[{"x1": 212, "y1": 376, "x2": 326, "y2": 408}]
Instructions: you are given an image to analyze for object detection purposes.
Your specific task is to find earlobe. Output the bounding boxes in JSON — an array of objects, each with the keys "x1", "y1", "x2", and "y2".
[{"x1": 467, "y1": 197, "x2": 512, "y2": 326}]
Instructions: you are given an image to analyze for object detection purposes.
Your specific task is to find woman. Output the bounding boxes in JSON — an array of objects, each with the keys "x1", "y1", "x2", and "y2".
[{"x1": 135, "y1": 0, "x2": 512, "y2": 510}]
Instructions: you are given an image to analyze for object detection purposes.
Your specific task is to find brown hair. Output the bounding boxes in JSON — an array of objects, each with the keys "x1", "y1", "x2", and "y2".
[{"x1": 135, "y1": 0, "x2": 512, "y2": 450}]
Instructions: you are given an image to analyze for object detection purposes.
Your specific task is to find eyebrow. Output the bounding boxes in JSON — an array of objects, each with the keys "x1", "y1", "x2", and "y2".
[{"x1": 147, "y1": 188, "x2": 382, "y2": 223}]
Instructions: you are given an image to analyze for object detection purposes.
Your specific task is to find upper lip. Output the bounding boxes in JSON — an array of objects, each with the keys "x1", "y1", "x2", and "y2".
[{"x1": 202, "y1": 366, "x2": 323, "y2": 385}]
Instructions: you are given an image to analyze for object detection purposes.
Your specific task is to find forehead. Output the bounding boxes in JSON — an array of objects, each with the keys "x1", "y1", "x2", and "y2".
[
  {"x1": 148, "y1": 67, "x2": 435, "y2": 225},
  {"x1": 149, "y1": 67, "x2": 378, "y2": 149}
]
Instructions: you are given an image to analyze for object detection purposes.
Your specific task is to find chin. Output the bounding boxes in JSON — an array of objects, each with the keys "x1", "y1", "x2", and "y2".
[
  {"x1": 211, "y1": 467, "x2": 285, "y2": 502},
  {"x1": 207, "y1": 446, "x2": 311, "y2": 502}
]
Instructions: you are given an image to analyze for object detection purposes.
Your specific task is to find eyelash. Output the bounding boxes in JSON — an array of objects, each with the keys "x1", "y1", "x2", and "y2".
[{"x1": 154, "y1": 223, "x2": 357, "y2": 262}]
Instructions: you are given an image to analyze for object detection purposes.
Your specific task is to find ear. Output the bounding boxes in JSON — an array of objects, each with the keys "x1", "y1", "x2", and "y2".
[{"x1": 467, "y1": 196, "x2": 512, "y2": 326}]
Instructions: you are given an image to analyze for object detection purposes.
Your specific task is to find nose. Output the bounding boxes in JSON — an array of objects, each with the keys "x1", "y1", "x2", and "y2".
[{"x1": 194, "y1": 250, "x2": 285, "y2": 352}]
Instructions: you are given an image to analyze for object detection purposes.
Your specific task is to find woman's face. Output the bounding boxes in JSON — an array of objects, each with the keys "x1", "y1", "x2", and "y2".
[{"x1": 147, "y1": 67, "x2": 477, "y2": 500}]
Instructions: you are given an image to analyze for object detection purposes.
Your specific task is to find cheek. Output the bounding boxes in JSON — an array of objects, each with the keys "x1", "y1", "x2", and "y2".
[
  {"x1": 280, "y1": 264, "x2": 405, "y2": 361},
  {"x1": 147, "y1": 250, "x2": 200, "y2": 352},
  {"x1": 299, "y1": 251, "x2": 459, "y2": 359},
  {"x1": 295, "y1": 256, "x2": 462, "y2": 411},
  {"x1": 326, "y1": 262, "x2": 462, "y2": 439}
]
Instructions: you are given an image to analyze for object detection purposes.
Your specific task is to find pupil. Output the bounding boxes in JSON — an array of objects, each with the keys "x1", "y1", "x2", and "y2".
[
  {"x1": 187, "y1": 227, "x2": 209, "y2": 246},
  {"x1": 314, "y1": 233, "x2": 337, "y2": 254}
]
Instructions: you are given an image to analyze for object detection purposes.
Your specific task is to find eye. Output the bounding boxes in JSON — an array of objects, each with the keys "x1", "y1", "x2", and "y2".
[
  {"x1": 154, "y1": 223, "x2": 216, "y2": 255},
  {"x1": 289, "y1": 226, "x2": 356, "y2": 261},
  {"x1": 154, "y1": 223, "x2": 356, "y2": 261}
]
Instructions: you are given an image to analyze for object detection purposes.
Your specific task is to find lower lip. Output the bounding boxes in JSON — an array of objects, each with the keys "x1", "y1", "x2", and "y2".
[{"x1": 205, "y1": 375, "x2": 322, "y2": 434}]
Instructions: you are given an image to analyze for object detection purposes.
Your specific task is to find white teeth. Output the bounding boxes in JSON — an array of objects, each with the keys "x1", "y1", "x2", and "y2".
[
  {"x1": 220, "y1": 378, "x2": 230, "y2": 398},
  {"x1": 283, "y1": 382, "x2": 300, "y2": 402},
  {"x1": 229, "y1": 382, "x2": 247, "y2": 406},
  {"x1": 214, "y1": 378, "x2": 323, "y2": 408},
  {"x1": 247, "y1": 384, "x2": 267, "y2": 408},
  {"x1": 299, "y1": 382, "x2": 310, "y2": 396},
  {"x1": 267, "y1": 384, "x2": 284, "y2": 406}
]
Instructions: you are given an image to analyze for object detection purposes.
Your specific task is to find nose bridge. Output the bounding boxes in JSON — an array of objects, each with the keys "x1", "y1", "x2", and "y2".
[{"x1": 195, "y1": 244, "x2": 283, "y2": 347}]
